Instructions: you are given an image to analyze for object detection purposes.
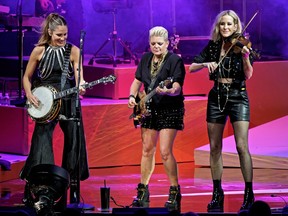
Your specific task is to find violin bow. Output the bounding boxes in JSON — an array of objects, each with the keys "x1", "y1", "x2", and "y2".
[{"x1": 216, "y1": 10, "x2": 259, "y2": 68}]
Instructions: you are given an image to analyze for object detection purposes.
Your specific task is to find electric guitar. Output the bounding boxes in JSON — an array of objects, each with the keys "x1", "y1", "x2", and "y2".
[{"x1": 130, "y1": 77, "x2": 173, "y2": 128}]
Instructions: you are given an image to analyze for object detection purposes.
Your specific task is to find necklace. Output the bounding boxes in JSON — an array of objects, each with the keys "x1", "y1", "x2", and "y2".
[
  {"x1": 217, "y1": 50, "x2": 232, "y2": 112},
  {"x1": 150, "y1": 51, "x2": 167, "y2": 77}
]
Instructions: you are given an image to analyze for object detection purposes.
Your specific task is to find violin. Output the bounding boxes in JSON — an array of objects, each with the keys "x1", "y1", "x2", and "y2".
[{"x1": 223, "y1": 33, "x2": 261, "y2": 59}]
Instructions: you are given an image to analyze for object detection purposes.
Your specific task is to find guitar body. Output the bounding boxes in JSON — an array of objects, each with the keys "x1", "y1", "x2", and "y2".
[
  {"x1": 27, "y1": 86, "x2": 62, "y2": 123},
  {"x1": 131, "y1": 77, "x2": 173, "y2": 128},
  {"x1": 133, "y1": 91, "x2": 151, "y2": 127}
]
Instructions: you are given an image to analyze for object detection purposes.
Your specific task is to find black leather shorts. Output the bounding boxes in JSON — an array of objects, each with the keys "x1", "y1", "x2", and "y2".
[{"x1": 207, "y1": 82, "x2": 250, "y2": 124}]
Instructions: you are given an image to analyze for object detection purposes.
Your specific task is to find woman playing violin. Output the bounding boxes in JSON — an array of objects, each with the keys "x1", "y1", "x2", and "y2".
[{"x1": 189, "y1": 10, "x2": 254, "y2": 212}]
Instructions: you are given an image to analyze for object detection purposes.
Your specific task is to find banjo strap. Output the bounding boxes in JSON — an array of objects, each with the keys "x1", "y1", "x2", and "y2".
[{"x1": 61, "y1": 43, "x2": 72, "y2": 90}]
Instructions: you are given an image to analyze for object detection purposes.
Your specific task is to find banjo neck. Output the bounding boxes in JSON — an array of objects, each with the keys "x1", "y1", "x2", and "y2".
[{"x1": 53, "y1": 75, "x2": 116, "y2": 100}]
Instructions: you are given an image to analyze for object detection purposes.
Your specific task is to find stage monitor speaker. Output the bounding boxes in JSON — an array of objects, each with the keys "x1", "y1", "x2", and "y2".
[
  {"x1": 0, "y1": 206, "x2": 36, "y2": 216},
  {"x1": 112, "y1": 207, "x2": 170, "y2": 215}
]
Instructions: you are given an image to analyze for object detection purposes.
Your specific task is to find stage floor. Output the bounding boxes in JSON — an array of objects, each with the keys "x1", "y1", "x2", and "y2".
[{"x1": 1, "y1": 162, "x2": 288, "y2": 215}]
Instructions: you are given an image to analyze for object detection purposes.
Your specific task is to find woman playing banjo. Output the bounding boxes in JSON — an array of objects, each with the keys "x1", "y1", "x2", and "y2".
[{"x1": 20, "y1": 13, "x2": 89, "y2": 203}]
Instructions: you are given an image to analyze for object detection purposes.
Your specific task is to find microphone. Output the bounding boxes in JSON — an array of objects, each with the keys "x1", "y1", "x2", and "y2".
[{"x1": 80, "y1": 30, "x2": 86, "y2": 43}]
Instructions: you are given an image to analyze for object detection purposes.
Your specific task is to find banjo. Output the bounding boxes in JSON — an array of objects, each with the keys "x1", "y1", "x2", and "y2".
[{"x1": 27, "y1": 75, "x2": 116, "y2": 123}]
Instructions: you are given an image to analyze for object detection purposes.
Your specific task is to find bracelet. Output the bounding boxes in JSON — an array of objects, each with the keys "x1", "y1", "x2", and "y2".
[{"x1": 129, "y1": 94, "x2": 136, "y2": 99}]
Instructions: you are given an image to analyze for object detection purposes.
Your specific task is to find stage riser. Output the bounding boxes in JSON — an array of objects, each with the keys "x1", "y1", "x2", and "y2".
[
  {"x1": 81, "y1": 99, "x2": 210, "y2": 168},
  {"x1": 194, "y1": 116, "x2": 288, "y2": 169},
  {"x1": 0, "y1": 99, "x2": 211, "y2": 167},
  {"x1": 0, "y1": 160, "x2": 25, "y2": 183}
]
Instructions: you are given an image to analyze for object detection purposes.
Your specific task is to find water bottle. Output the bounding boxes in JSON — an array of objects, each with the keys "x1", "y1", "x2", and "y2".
[
  {"x1": 3, "y1": 93, "x2": 10, "y2": 106},
  {"x1": 0, "y1": 93, "x2": 3, "y2": 105}
]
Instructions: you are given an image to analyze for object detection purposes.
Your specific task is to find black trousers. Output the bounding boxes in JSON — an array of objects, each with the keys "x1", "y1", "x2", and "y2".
[{"x1": 20, "y1": 96, "x2": 89, "y2": 181}]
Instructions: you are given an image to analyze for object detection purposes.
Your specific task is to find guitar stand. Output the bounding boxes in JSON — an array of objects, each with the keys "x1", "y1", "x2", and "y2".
[{"x1": 88, "y1": 9, "x2": 139, "y2": 67}]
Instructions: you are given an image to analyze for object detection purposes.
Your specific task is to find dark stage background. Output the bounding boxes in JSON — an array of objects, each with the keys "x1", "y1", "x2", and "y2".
[{"x1": 0, "y1": 0, "x2": 288, "y2": 61}]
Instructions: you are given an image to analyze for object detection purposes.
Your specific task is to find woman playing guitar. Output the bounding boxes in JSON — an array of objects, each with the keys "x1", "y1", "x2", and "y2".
[{"x1": 128, "y1": 26, "x2": 186, "y2": 212}]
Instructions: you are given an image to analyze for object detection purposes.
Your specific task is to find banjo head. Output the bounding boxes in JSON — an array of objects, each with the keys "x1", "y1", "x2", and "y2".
[{"x1": 27, "y1": 86, "x2": 57, "y2": 120}]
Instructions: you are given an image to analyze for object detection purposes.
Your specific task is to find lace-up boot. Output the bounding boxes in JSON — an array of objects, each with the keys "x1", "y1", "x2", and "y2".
[
  {"x1": 132, "y1": 183, "x2": 150, "y2": 207},
  {"x1": 207, "y1": 188, "x2": 224, "y2": 212},
  {"x1": 164, "y1": 185, "x2": 181, "y2": 212},
  {"x1": 240, "y1": 188, "x2": 255, "y2": 210}
]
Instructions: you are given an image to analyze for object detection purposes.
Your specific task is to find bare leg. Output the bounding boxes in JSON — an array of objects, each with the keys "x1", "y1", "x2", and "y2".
[
  {"x1": 159, "y1": 128, "x2": 181, "y2": 212},
  {"x1": 159, "y1": 128, "x2": 178, "y2": 186},
  {"x1": 132, "y1": 128, "x2": 158, "y2": 208},
  {"x1": 140, "y1": 128, "x2": 158, "y2": 185}
]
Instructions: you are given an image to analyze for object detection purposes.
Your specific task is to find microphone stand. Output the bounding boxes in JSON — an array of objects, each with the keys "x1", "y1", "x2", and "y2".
[
  {"x1": 17, "y1": 0, "x2": 23, "y2": 97},
  {"x1": 67, "y1": 30, "x2": 94, "y2": 211},
  {"x1": 11, "y1": 0, "x2": 26, "y2": 106}
]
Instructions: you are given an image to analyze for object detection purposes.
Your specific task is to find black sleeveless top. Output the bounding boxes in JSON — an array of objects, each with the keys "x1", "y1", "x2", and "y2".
[{"x1": 37, "y1": 43, "x2": 73, "y2": 88}]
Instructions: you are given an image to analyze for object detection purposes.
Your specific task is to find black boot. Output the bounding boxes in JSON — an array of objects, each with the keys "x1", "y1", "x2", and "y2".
[
  {"x1": 164, "y1": 185, "x2": 181, "y2": 212},
  {"x1": 132, "y1": 183, "x2": 150, "y2": 207},
  {"x1": 240, "y1": 188, "x2": 254, "y2": 210},
  {"x1": 207, "y1": 188, "x2": 224, "y2": 212}
]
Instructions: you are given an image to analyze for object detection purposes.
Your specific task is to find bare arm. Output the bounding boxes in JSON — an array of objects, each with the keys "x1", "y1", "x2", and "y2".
[
  {"x1": 189, "y1": 62, "x2": 218, "y2": 74},
  {"x1": 71, "y1": 45, "x2": 86, "y2": 95},
  {"x1": 23, "y1": 46, "x2": 44, "y2": 107},
  {"x1": 189, "y1": 62, "x2": 206, "y2": 72},
  {"x1": 128, "y1": 78, "x2": 142, "y2": 109}
]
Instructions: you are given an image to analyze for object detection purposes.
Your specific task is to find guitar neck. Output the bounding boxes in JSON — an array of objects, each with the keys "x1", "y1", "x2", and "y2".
[
  {"x1": 143, "y1": 89, "x2": 157, "y2": 103},
  {"x1": 142, "y1": 78, "x2": 173, "y2": 103}
]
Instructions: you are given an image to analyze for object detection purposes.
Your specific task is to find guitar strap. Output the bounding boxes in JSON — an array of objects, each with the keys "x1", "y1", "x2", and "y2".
[
  {"x1": 61, "y1": 43, "x2": 72, "y2": 90},
  {"x1": 147, "y1": 52, "x2": 172, "y2": 93}
]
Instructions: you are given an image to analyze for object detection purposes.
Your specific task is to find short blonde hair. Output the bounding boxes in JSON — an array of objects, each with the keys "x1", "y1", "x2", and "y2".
[{"x1": 149, "y1": 26, "x2": 168, "y2": 41}]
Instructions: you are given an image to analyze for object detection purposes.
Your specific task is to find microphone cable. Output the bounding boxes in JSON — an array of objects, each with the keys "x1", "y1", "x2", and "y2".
[
  {"x1": 271, "y1": 194, "x2": 288, "y2": 214},
  {"x1": 271, "y1": 194, "x2": 288, "y2": 206}
]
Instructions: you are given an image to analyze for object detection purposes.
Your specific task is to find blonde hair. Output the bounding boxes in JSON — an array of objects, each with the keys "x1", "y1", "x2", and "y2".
[
  {"x1": 210, "y1": 10, "x2": 242, "y2": 42},
  {"x1": 37, "y1": 13, "x2": 67, "y2": 46},
  {"x1": 149, "y1": 26, "x2": 169, "y2": 41}
]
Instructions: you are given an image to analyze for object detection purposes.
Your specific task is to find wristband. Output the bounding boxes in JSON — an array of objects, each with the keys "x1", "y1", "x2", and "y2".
[{"x1": 129, "y1": 94, "x2": 136, "y2": 99}]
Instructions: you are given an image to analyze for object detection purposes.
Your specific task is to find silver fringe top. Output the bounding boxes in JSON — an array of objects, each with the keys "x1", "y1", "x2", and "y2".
[{"x1": 38, "y1": 45, "x2": 73, "y2": 80}]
